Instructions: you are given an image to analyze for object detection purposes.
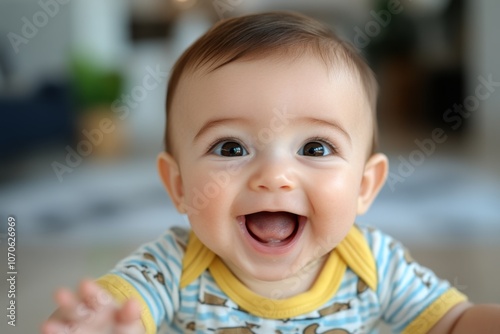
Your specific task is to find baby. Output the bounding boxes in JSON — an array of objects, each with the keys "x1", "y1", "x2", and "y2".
[{"x1": 42, "y1": 12, "x2": 500, "y2": 334}]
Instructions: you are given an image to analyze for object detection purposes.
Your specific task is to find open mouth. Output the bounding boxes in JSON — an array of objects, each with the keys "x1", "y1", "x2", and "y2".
[{"x1": 244, "y1": 211, "x2": 302, "y2": 247}]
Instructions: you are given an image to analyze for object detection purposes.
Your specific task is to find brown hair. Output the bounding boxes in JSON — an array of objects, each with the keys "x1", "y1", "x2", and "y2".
[{"x1": 164, "y1": 11, "x2": 378, "y2": 154}]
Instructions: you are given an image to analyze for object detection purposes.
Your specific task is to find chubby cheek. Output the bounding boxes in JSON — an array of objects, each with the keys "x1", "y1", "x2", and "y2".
[
  {"x1": 179, "y1": 165, "x2": 237, "y2": 248},
  {"x1": 307, "y1": 170, "x2": 360, "y2": 245},
  {"x1": 179, "y1": 158, "x2": 244, "y2": 214},
  {"x1": 183, "y1": 189, "x2": 229, "y2": 251},
  {"x1": 182, "y1": 176, "x2": 224, "y2": 217}
]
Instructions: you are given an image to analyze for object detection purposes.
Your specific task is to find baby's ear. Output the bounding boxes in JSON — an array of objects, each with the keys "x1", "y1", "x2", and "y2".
[
  {"x1": 357, "y1": 153, "x2": 389, "y2": 215},
  {"x1": 157, "y1": 152, "x2": 186, "y2": 213}
]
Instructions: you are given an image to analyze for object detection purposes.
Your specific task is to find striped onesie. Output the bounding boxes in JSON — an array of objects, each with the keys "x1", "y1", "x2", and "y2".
[{"x1": 97, "y1": 225, "x2": 466, "y2": 334}]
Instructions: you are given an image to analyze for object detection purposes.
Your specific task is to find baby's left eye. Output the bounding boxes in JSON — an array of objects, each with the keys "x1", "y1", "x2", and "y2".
[
  {"x1": 298, "y1": 141, "x2": 333, "y2": 157},
  {"x1": 212, "y1": 141, "x2": 248, "y2": 157}
]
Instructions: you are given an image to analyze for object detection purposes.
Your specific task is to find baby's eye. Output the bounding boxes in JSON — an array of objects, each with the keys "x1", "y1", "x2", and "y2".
[
  {"x1": 212, "y1": 141, "x2": 248, "y2": 157},
  {"x1": 298, "y1": 141, "x2": 334, "y2": 157}
]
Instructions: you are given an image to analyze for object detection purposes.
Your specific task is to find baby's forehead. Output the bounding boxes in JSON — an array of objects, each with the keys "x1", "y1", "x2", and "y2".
[
  {"x1": 172, "y1": 55, "x2": 375, "y2": 149},
  {"x1": 181, "y1": 51, "x2": 368, "y2": 96},
  {"x1": 184, "y1": 55, "x2": 373, "y2": 116}
]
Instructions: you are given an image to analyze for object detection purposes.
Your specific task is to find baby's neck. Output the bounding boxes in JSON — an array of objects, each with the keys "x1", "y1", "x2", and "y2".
[{"x1": 231, "y1": 255, "x2": 328, "y2": 299}]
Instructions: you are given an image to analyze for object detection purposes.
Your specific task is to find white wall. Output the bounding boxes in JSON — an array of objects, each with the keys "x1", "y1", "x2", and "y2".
[
  {"x1": 0, "y1": 0, "x2": 72, "y2": 91},
  {"x1": 70, "y1": 0, "x2": 130, "y2": 70},
  {"x1": 0, "y1": 0, "x2": 129, "y2": 90}
]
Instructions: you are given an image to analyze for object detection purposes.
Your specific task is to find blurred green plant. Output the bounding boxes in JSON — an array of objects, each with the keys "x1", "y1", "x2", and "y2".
[{"x1": 71, "y1": 56, "x2": 123, "y2": 112}]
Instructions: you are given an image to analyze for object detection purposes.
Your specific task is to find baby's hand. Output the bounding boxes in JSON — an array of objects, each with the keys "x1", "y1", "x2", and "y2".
[{"x1": 41, "y1": 279, "x2": 145, "y2": 334}]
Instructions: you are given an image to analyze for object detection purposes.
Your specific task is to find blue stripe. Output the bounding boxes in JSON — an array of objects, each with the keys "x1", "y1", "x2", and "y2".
[
  {"x1": 357, "y1": 302, "x2": 380, "y2": 314},
  {"x1": 180, "y1": 292, "x2": 200, "y2": 302},
  {"x1": 377, "y1": 235, "x2": 394, "y2": 291},
  {"x1": 156, "y1": 243, "x2": 183, "y2": 270},
  {"x1": 205, "y1": 282, "x2": 225, "y2": 295},
  {"x1": 339, "y1": 276, "x2": 357, "y2": 289},
  {"x1": 196, "y1": 311, "x2": 232, "y2": 322},
  {"x1": 387, "y1": 279, "x2": 426, "y2": 323},
  {"x1": 179, "y1": 305, "x2": 196, "y2": 315},
  {"x1": 184, "y1": 283, "x2": 200, "y2": 292}
]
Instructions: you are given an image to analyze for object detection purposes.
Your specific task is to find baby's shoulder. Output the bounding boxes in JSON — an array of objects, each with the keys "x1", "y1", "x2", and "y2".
[
  {"x1": 122, "y1": 226, "x2": 191, "y2": 265},
  {"x1": 355, "y1": 223, "x2": 412, "y2": 265},
  {"x1": 168, "y1": 226, "x2": 191, "y2": 247},
  {"x1": 355, "y1": 223, "x2": 396, "y2": 246},
  {"x1": 152, "y1": 226, "x2": 191, "y2": 255}
]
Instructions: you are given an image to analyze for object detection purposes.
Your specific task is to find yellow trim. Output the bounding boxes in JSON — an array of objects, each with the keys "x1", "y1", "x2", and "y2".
[
  {"x1": 336, "y1": 226, "x2": 378, "y2": 291},
  {"x1": 209, "y1": 250, "x2": 346, "y2": 319},
  {"x1": 180, "y1": 225, "x2": 378, "y2": 319},
  {"x1": 96, "y1": 274, "x2": 157, "y2": 334},
  {"x1": 402, "y1": 288, "x2": 468, "y2": 334},
  {"x1": 180, "y1": 231, "x2": 216, "y2": 288}
]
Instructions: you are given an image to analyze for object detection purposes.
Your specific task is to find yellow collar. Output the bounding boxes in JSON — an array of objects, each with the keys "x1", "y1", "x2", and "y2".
[{"x1": 180, "y1": 225, "x2": 377, "y2": 319}]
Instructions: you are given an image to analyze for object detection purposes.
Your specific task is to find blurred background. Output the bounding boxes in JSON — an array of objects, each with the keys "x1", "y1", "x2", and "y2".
[{"x1": 0, "y1": 0, "x2": 499, "y2": 332}]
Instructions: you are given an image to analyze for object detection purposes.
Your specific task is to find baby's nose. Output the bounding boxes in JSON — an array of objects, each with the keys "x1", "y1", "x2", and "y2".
[{"x1": 248, "y1": 159, "x2": 296, "y2": 192}]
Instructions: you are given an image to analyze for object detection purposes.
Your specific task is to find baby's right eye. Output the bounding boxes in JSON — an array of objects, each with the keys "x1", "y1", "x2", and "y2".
[{"x1": 212, "y1": 141, "x2": 248, "y2": 157}]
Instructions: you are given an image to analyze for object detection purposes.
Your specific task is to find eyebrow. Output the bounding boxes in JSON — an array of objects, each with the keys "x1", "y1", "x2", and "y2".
[
  {"x1": 294, "y1": 117, "x2": 352, "y2": 145},
  {"x1": 193, "y1": 116, "x2": 352, "y2": 145},
  {"x1": 193, "y1": 117, "x2": 244, "y2": 142}
]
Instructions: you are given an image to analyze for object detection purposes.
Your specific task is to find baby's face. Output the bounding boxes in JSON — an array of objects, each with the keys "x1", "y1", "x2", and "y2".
[{"x1": 167, "y1": 55, "x2": 376, "y2": 283}]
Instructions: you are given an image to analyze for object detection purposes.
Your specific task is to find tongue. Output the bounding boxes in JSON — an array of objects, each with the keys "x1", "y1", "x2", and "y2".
[{"x1": 245, "y1": 212, "x2": 297, "y2": 243}]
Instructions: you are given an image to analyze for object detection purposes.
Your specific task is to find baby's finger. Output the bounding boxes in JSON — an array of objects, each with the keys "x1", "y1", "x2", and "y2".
[
  {"x1": 41, "y1": 319, "x2": 79, "y2": 334},
  {"x1": 78, "y1": 279, "x2": 114, "y2": 311},
  {"x1": 114, "y1": 300, "x2": 145, "y2": 334},
  {"x1": 53, "y1": 286, "x2": 101, "y2": 325},
  {"x1": 40, "y1": 320, "x2": 63, "y2": 334},
  {"x1": 116, "y1": 299, "x2": 142, "y2": 324},
  {"x1": 52, "y1": 287, "x2": 85, "y2": 323}
]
